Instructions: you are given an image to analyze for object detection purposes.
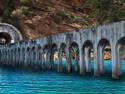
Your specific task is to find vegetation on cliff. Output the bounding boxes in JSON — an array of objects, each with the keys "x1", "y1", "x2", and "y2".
[
  {"x1": 0, "y1": 0, "x2": 125, "y2": 39},
  {"x1": 1, "y1": 0, "x2": 125, "y2": 59}
]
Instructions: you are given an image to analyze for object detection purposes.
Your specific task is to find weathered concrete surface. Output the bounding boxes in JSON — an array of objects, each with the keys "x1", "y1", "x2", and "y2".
[
  {"x1": 0, "y1": 23, "x2": 23, "y2": 45},
  {"x1": 1, "y1": 21, "x2": 125, "y2": 79}
]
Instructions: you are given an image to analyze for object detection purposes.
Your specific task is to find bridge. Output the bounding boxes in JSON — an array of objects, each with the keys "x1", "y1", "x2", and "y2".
[{"x1": 0, "y1": 21, "x2": 125, "y2": 79}]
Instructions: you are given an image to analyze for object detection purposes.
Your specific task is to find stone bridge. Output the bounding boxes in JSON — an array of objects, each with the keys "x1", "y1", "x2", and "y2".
[{"x1": 0, "y1": 21, "x2": 125, "y2": 79}]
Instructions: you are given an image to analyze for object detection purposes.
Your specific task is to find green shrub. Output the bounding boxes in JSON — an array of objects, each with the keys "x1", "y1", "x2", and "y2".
[
  {"x1": 11, "y1": 6, "x2": 29, "y2": 18},
  {"x1": 85, "y1": 0, "x2": 125, "y2": 24},
  {"x1": 20, "y1": 0, "x2": 29, "y2": 4}
]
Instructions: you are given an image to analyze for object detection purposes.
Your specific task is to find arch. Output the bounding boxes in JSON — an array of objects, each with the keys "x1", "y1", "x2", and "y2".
[
  {"x1": 116, "y1": 37, "x2": 125, "y2": 46},
  {"x1": 115, "y1": 37, "x2": 125, "y2": 77},
  {"x1": 97, "y1": 39, "x2": 110, "y2": 48},
  {"x1": 0, "y1": 23, "x2": 23, "y2": 44},
  {"x1": 97, "y1": 38, "x2": 111, "y2": 75},
  {"x1": 58, "y1": 43, "x2": 67, "y2": 72},
  {"x1": 83, "y1": 40, "x2": 93, "y2": 49},
  {"x1": 51, "y1": 43, "x2": 58, "y2": 70},
  {"x1": 70, "y1": 42, "x2": 79, "y2": 72},
  {"x1": 0, "y1": 23, "x2": 23, "y2": 40},
  {"x1": 82, "y1": 40, "x2": 94, "y2": 73}
]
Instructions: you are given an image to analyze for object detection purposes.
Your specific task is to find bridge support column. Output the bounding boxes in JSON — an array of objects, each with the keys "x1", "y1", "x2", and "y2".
[
  {"x1": 29, "y1": 50, "x2": 32, "y2": 66},
  {"x1": 24, "y1": 49, "x2": 28, "y2": 67},
  {"x1": 112, "y1": 46, "x2": 119, "y2": 79},
  {"x1": 66, "y1": 47, "x2": 72, "y2": 73},
  {"x1": 35, "y1": 50, "x2": 39, "y2": 68},
  {"x1": 15, "y1": 49, "x2": 18, "y2": 66},
  {"x1": 31, "y1": 50, "x2": 34, "y2": 67},
  {"x1": 22, "y1": 50, "x2": 26, "y2": 66},
  {"x1": 6, "y1": 50, "x2": 8, "y2": 65},
  {"x1": 24, "y1": 50, "x2": 27, "y2": 67},
  {"x1": 94, "y1": 48, "x2": 100, "y2": 77},
  {"x1": 19, "y1": 49, "x2": 22, "y2": 65},
  {"x1": 79, "y1": 47, "x2": 85, "y2": 75},
  {"x1": 99, "y1": 45, "x2": 105, "y2": 75},
  {"x1": 12, "y1": 50, "x2": 15, "y2": 66},
  {"x1": 8, "y1": 50, "x2": 10, "y2": 65},
  {"x1": 4, "y1": 51, "x2": 6, "y2": 65},
  {"x1": 74, "y1": 50, "x2": 79, "y2": 72},
  {"x1": 1, "y1": 51, "x2": 3, "y2": 64},
  {"x1": 41, "y1": 50, "x2": 45, "y2": 69},
  {"x1": 46, "y1": 51, "x2": 50, "y2": 69},
  {"x1": 58, "y1": 48, "x2": 63, "y2": 72},
  {"x1": 50, "y1": 51, "x2": 54, "y2": 71},
  {"x1": 117, "y1": 44, "x2": 122, "y2": 76},
  {"x1": 85, "y1": 47, "x2": 91, "y2": 72}
]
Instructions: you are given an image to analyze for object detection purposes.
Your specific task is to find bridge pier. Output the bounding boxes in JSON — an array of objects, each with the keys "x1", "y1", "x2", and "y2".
[
  {"x1": 79, "y1": 47, "x2": 85, "y2": 75},
  {"x1": 112, "y1": 46, "x2": 119, "y2": 79},
  {"x1": 22, "y1": 49, "x2": 26, "y2": 66},
  {"x1": 41, "y1": 50, "x2": 45, "y2": 69},
  {"x1": 31, "y1": 48, "x2": 35, "y2": 67},
  {"x1": 74, "y1": 50, "x2": 79, "y2": 72},
  {"x1": 15, "y1": 49, "x2": 18, "y2": 65},
  {"x1": 58, "y1": 48, "x2": 63, "y2": 72},
  {"x1": 117, "y1": 44, "x2": 122, "y2": 76},
  {"x1": 8, "y1": 50, "x2": 10, "y2": 65},
  {"x1": 50, "y1": 52, "x2": 54, "y2": 70},
  {"x1": 94, "y1": 48, "x2": 100, "y2": 77},
  {"x1": 25, "y1": 48, "x2": 29, "y2": 66},
  {"x1": 66, "y1": 47, "x2": 72, "y2": 73},
  {"x1": 98, "y1": 44, "x2": 105, "y2": 75},
  {"x1": 46, "y1": 51, "x2": 50, "y2": 69},
  {"x1": 85, "y1": 47, "x2": 91, "y2": 73},
  {"x1": 35, "y1": 49, "x2": 39, "y2": 68},
  {"x1": 12, "y1": 50, "x2": 15, "y2": 66}
]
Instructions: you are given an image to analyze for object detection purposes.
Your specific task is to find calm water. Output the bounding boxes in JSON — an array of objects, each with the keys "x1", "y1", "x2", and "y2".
[{"x1": 0, "y1": 60, "x2": 125, "y2": 94}]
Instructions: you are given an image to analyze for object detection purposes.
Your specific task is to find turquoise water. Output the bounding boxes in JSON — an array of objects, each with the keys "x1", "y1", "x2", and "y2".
[{"x1": 0, "y1": 60, "x2": 125, "y2": 93}]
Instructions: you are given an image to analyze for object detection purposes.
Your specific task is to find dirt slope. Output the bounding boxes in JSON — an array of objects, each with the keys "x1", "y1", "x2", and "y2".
[{"x1": 17, "y1": 0, "x2": 95, "y2": 40}]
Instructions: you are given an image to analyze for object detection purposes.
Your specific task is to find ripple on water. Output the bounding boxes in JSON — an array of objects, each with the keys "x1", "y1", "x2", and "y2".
[{"x1": 0, "y1": 60, "x2": 125, "y2": 93}]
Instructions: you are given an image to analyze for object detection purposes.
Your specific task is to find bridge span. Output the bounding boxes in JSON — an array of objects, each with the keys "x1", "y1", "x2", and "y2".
[{"x1": 0, "y1": 21, "x2": 125, "y2": 79}]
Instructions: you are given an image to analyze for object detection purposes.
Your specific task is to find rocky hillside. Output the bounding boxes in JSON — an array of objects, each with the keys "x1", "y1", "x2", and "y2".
[{"x1": 0, "y1": 0, "x2": 125, "y2": 40}]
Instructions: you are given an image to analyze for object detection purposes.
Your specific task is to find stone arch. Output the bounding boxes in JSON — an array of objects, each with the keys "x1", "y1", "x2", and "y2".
[
  {"x1": 83, "y1": 40, "x2": 94, "y2": 73},
  {"x1": 0, "y1": 23, "x2": 23, "y2": 45},
  {"x1": 51, "y1": 43, "x2": 58, "y2": 70},
  {"x1": 70, "y1": 42, "x2": 79, "y2": 72},
  {"x1": 115, "y1": 37, "x2": 125, "y2": 77},
  {"x1": 97, "y1": 38, "x2": 111, "y2": 75},
  {"x1": 59, "y1": 43, "x2": 67, "y2": 72},
  {"x1": 43, "y1": 44, "x2": 50, "y2": 69}
]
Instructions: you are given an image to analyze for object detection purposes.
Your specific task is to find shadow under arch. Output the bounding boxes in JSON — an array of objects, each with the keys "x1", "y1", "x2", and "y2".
[
  {"x1": 97, "y1": 38, "x2": 112, "y2": 75},
  {"x1": 70, "y1": 42, "x2": 79, "y2": 72},
  {"x1": 83, "y1": 40, "x2": 94, "y2": 74},
  {"x1": 0, "y1": 32, "x2": 12, "y2": 45}
]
